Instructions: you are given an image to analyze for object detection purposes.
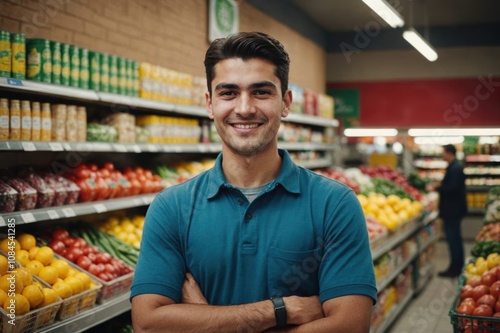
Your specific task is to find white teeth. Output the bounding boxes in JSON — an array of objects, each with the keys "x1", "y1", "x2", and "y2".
[{"x1": 233, "y1": 124, "x2": 259, "y2": 129}]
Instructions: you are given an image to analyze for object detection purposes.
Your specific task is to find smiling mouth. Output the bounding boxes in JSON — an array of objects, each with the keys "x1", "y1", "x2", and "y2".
[{"x1": 232, "y1": 123, "x2": 261, "y2": 129}]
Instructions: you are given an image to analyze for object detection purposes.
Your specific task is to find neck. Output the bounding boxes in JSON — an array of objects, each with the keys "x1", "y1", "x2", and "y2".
[{"x1": 221, "y1": 145, "x2": 282, "y2": 188}]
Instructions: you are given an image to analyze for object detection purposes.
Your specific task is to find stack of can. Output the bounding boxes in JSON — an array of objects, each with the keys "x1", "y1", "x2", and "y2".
[{"x1": 0, "y1": 30, "x2": 26, "y2": 79}]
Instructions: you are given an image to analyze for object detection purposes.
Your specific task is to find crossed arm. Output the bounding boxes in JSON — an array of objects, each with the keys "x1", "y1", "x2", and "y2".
[{"x1": 132, "y1": 273, "x2": 373, "y2": 333}]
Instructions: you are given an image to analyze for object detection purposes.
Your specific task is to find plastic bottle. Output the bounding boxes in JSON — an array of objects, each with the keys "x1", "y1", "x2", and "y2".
[
  {"x1": 9, "y1": 99, "x2": 21, "y2": 140},
  {"x1": 41, "y1": 102, "x2": 51, "y2": 141},
  {"x1": 31, "y1": 102, "x2": 41, "y2": 141},
  {"x1": 0, "y1": 98, "x2": 9, "y2": 140},
  {"x1": 21, "y1": 100, "x2": 32, "y2": 140}
]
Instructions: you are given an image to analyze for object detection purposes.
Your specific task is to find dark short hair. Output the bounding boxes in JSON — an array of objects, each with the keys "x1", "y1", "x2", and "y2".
[
  {"x1": 204, "y1": 32, "x2": 290, "y2": 98},
  {"x1": 443, "y1": 144, "x2": 457, "y2": 156}
]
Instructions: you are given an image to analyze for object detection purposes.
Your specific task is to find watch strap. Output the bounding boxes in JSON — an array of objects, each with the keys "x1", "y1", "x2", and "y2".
[{"x1": 270, "y1": 296, "x2": 287, "y2": 328}]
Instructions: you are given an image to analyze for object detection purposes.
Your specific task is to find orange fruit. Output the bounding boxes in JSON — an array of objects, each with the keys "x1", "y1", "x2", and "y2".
[
  {"x1": 74, "y1": 272, "x2": 91, "y2": 290},
  {"x1": 63, "y1": 276, "x2": 84, "y2": 295},
  {"x1": 26, "y1": 260, "x2": 43, "y2": 276},
  {"x1": 0, "y1": 273, "x2": 23, "y2": 294},
  {"x1": 31, "y1": 281, "x2": 43, "y2": 289},
  {"x1": 52, "y1": 280, "x2": 72, "y2": 299},
  {"x1": 15, "y1": 250, "x2": 30, "y2": 266},
  {"x1": 35, "y1": 246, "x2": 54, "y2": 266},
  {"x1": 15, "y1": 267, "x2": 33, "y2": 287},
  {"x1": 28, "y1": 246, "x2": 39, "y2": 261},
  {"x1": 0, "y1": 238, "x2": 20, "y2": 254},
  {"x1": 22, "y1": 284, "x2": 44, "y2": 308},
  {"x1": 0, "y1": 256, "x2": 8, "y2": 276},
  {"x1": 17, "y1": 234, "x2": 36, "y2": 251},
  {"x1": 67, "y1": 267, "x2": 78, "y2": 277},
  {"x1": 40, "y1": 287, "x2": 58, "y2": 307},
  {"x1": 3, "y1": 293, "x2": 30, "y2": 315},
  {"x1": 50, "y1": 259, "x2": 69, "y2": 279},
  {"x1": 38, "y1": 266, "x2": 58, "y2": 285}
]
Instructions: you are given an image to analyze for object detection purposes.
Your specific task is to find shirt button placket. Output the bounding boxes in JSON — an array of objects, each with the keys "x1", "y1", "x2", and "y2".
[{"x1": 244, "y1": 212, "x2": 252, "y2": 221}]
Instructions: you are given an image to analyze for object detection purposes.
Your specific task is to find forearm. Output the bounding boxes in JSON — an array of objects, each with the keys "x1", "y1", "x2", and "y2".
[
  {"x1": 273, "y1": 317, "x2": 370, "y2": 333},
  {"x1": 133, "y1": 300, "x2": 276, "y2": 333}
]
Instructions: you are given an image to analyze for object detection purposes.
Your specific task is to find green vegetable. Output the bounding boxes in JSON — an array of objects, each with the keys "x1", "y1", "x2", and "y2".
[{"x1": 86, "y1": 123, "x2": 118, "y2": 142}]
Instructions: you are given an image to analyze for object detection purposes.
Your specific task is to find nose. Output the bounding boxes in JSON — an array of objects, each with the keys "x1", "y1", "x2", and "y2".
[{"x1": 235, "y1": 93, "x2": 256, "y2": 117}]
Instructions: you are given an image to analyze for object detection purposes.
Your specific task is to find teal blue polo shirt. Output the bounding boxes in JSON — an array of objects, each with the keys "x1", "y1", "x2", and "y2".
[{"x1": 131, "y1": 149, "x2": 377, "y2": 305}]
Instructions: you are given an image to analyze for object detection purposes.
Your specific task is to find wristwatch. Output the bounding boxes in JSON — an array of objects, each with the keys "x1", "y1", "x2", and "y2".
[{"x1": 270, "y1": 296, "x2": 287, "y2": 328}]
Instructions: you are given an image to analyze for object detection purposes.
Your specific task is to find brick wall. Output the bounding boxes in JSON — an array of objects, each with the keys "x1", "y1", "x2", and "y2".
[{"x1": 0, "y1": 0, "x2": 326, "y2": 93}]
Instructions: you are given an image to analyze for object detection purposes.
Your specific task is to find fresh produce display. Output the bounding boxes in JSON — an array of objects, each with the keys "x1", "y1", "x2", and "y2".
[
  {"x1": 407, "y1": 173, "x2": 429, "y2": 193},
  {"x1": 485, "y1": 187, "x2": 500, "y2": 223},
  {"x1": 86, "y1": 123, "x2": 118, "y2": 142},
  {"x1": 342, "y1": 168, "x2": 373, "y2": 193},
  {"x1": 156, "y1": 159, "x2": 215, "y2": 186},
  {"x1": 477, "y1": 223, "x2": 500, "y2": 242},
  {"x1": 43, "y1": 228, "x2": 134, "y2": 281},
  {"x1": 99, "y1": 215, "x2": 144, "y2": 249},
  {"x1": 366, "y1": 215, "x2": 388, "y2": 241},
  {"x1": 360, "y1": 166, "x2": 423, "y2": 201},
  {"x1": 314, "y1": 168, "x2": 359, "y2": 193},
  {"x1": 471, "y1": 240, "x2": 500, "y2": 259}
]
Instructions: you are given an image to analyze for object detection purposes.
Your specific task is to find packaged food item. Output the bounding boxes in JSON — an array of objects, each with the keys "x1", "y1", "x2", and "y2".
[
  {"x1": 31, "y1": 101, "x2": 41, "y2": 140},
  {"x1": 11, "y1": 33, "x2": 25, "y2": 79},
  {"x1": 66, "y1": 105, "x2": 77, "y2": 141},
  {"x1": 26, "y1": 38, "x2": 52, "y2": 83},
  {"x1": 86, "y1": 123, "x2": 117, "y2": 142},
  {"x1": 18, "y1": 168, "x2": 55, "y2": 208},
  {"x1": 76, "y1": 106, "x2": 87, "y2": 142},
  {"x1": 51, "y1": 41, "x2": 61, "y2": 85},
  {"x1": 0, "y1": 98, "x2": 8, "y2": 140},
  {"x1": 69, "y1": 45, "x2": 80, "y2": 87},
  {"x1": 51, "y1": 104, "x2": 66, "y2": 141},
  {"x1": 289, "y1": 83, "x2": 304, "y2": 114},
  {"x1": 41, "y1": 172, "x2": 68, "y2": 207},
  {"x1": 132, "y1": 60, "x2": 139, "y2": 97},
  {"x1": 41, "y1": 102, "x2": 51, "y2": 141},
  {"x1": 109, "y1": 55, "x2": 118, "y2": 94},
  {"x1": 21, "y1": 100, "x2": 32, "y2": 140},
  {"x1": 79, "y1": 48, "x2": 89, "y2": 89},
  {"x1": 100, "y1": 53, "x2": 109, "y2": 92},
  {"x1": 303, "y1": 89, "x2": 318, "y2": 116},
  {"x1": 9, "y1": 99, "x2": 20, "y2": 140},
  {"x1": 61, "y1": 43, "x2": 70, "y2": 85},
  {"x1": 102, "y1": 112, "x2": 135, "y2": 143},
  {"x1": 0, "y1": 30, "x2": 11, "y2": 77},
  {"x1": 60, "y1": 176, "x2": 80, "y2": 204},
  {"x1": 4, "y1": 177, "x2": 37, "y2": 211},
  {"x1": 0, "y1": 180, "x2": 17, "y2": 213},
  {"x1": 89, "y1": 51, "x2": 100, "y2": 90}
]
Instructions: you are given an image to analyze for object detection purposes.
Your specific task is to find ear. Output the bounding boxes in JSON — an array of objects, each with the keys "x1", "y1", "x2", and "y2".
[
  {"x1": 281, "y1": 89, "x2": 292, "y2": 118},
  {"x1": 206, "y1": 91, "x2": 214, "y2": 119}
]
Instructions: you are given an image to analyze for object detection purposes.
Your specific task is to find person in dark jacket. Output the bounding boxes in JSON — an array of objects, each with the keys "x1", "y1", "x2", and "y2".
[{"x1": 435, "y1": 144, "x2": 467, "y2": 277}]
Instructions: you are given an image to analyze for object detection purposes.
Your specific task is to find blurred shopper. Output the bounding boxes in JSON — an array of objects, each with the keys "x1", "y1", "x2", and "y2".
[
  {"x1": 130, "y1": 32, "x2": 376, "y2": 332},
  {"x1": 435, "y1": 144, "x2": 467, "y2": 277}
]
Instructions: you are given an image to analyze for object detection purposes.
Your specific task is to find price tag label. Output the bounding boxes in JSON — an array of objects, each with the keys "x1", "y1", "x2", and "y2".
[
  {"x1": 48, "y1": 142, "x2": 64, "y2": 151},
  {"x1": 198, "y1": 145, "x2": 208, "y2": 153},
  {"x1": 146, "y1": 144, "x2": 158, "y2": 152},
  {"x1": 47, "y1": 210, "x2": 60, "y2": 220},
  {"x1": 0, "y1": 142, "x2": 11, "y2": 150},
  {"x1": 93, "y1": 204, "x2": 107, "y2": 213},
  {"x1": 142, "y1": 196, "x2": 153, "y2": 205},
  {"x1": 133, "y1": 198, "x2": 143, "y2": 206},
  {"x1": 7, "y1": 78, "x2": 23, "y2": 86},
  {"x1": 132, "y1": 145, "x2": 141, "y2": 153},
  {"x1": 62, "y1": 207, "x2": 76, "y2": 217},
  {"x1": 20, "y1": 212, "x2": 35, "y2": 223},
  {"x1": 173, "y1": 145, "x2": 183, "y2": 153},
  {"x1": 62, "y1": 143, "x2": 72, "y2": 151},
  {"x1": 114, "y1": 144, "x2": 127, "y2": 152},
  {"x1": 0, "y1": 216, "x2": 5, "y2": 226},
  {"x1": 21, "y1": 142, "x2": 36, "y2": 151}
]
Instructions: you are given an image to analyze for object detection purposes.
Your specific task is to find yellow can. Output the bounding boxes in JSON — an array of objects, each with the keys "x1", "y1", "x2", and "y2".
[
  {"x1": 11, "y1": 33, "x2": 26, "y2": 79},
  {"x1": 0, "y1": 98, "x2": 9, "y2": 140},
  {"x1": 0, "y1": 31, "x2": 11, "y2": 77}
]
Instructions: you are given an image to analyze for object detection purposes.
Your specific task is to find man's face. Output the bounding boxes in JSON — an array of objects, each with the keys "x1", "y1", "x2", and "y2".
[
  {"x1": 205, "y1": 58, "x2": 291, "y2": 156},
  {"x1": 442, "y1": 150, "x2": 453, "y2": 163}
]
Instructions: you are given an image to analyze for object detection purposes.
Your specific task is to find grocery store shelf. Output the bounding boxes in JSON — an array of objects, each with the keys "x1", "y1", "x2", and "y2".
[
  {"x1": 0, "y1": 77, "x2": 99, "y2": 101},
  {"x1": 39, "y1": 292, "x2": 131, "y2": 333},
  {"x1": 415, "y1": 265, "x2": 434, "y2": 295},
  {"x1": 0, "y1": 194, "x2": 156, "y2": 226},
  {"x1": 296, "y1": 158, "x2": 333, "y2": 169},
  {"x1": 422, "y1": 210, "x2": 439, "y2": 226},
  {"x1": 371, "y1": 218, "x2": 421, "y2": 261},
  {"x1": 467, "y1": 185, "x2": 497, "y2": 192},
  {"x1": 278, "y1": 142, "x2": 333, "y2": 151},
  {"x1": 376, "y1": 251, "x2": 418, "y2": 292},
  {"x1": 371, "y1": 290, "x2": 414, "y2": 333},
  {"x1": 419, "y1": 233, "x2": 439, "y2": 253},
  {"x1": 465, "y1": 155, "x2": 500, "y2": 162},
  {"x1": 285, "y1": 112, "x2": 338, "y2": 127},
  {"x1": 467, "y1": 207, "x2": 486, "y2": 215}
]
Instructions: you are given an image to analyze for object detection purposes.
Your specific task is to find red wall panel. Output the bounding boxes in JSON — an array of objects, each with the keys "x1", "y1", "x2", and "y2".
[{"x1": 327, "y1": 76, "x2": 500, "y2": 127}]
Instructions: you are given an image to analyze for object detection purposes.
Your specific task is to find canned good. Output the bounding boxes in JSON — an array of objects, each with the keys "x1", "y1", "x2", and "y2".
[
  {"x1": 109, "y1": 55, "x2": 118, "y2": 94},
  {"x1": 61, "y1": 43, "x2": 70, "y2": 86},
  {"x1": 26, "y1": 39, "x2": 52, "y2": 83},
  {"x1": 69, "y1": 45, "x2": 80, "y2": 87},
  {"x1": 100, "y1": 53, "x2": 109, "y2": 92},
  {"x1": 79, "y1": 48, "x2": 89, "y2": 89},
  {"x1": 132, "y1": 61, "x2": 139, "y2": 97},
  {"x1": 117, "y1": 57, "x2": 127, "y2": 95},
  {"x1": 11, "y1": 33, "x2": 26, "y2": 79},
  {"x1": 89, "y1": 51, "x2": 100, "y2": 90},
  {"x1": 126, "y1": 59, "x2": 134, "y2": 96},
  {"x1": 0, "y1": 30, "x2": 11, "y2": 77},
  {"x1": 50, "y1": 41, "x2": 61, "y2": 85}
]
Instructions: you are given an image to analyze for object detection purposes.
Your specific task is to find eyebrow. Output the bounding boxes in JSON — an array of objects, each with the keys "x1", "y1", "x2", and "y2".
[{"x1": 214, "y1": 81, "x2": 278, "y2": 91}]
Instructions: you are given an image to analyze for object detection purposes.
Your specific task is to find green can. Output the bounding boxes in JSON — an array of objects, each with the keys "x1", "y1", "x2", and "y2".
[
  {"x1": 132, "y1": 60, "x2": 139, "y2": 97},
  {"x1": 26, "y1": 39, "x2": 52, "y2": 83},
  {"x1": 126, "y1": 59, "x2": 134, "y2": 96},
  {"x1": 11, "y1": 33, "x2": 26, "y2": 79},
  {"x1": 0, "y1": 30, "x2": 11, "y2": 77},
  {"x1": 79, "y1": 48, "x2": 89, "y2": 89},
  {"x1": 89, "y1": 51, "x2": 100, "y2": 91},
  {"x1": 108, "y1": 55, "x2": 118, "y2": 94},
  {"x1": 60, "y1": 43, "x2": 70, "y2": 86},
  {"x1": 100, "y1": 53, "x2": 109, "y2": 92},
  {"x1": 50, "y1": 41, "x2": 61, "y2": 85},
  {"x1": 117, "y1": 57, "x2": 127, "y2": 95},
  {"x1": 69, "y1": 45, "x2": 80, "y2": 87}
]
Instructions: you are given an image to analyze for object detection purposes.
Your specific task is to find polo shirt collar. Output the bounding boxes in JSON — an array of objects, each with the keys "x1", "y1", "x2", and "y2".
[{"x1": 206, "y1": 149, "x2": 301, "y2": 199}]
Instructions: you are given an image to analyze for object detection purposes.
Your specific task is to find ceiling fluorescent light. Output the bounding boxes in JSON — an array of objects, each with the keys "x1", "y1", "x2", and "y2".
[
  {"x1": 362, "y1": 0, "x2": 404, "y2": 28},
  {"x1": 409, "y1": 128, "x2": 500, "y2": 137},
  {"x1": 403, "y1": 28, "x2": 438, "y2": 61},
  {"x1": 414, "y1": 136, "x2": 464, "y2": 145},
  {"x1": 344, "y1": 128, "x2": 398, "y2": 137}
]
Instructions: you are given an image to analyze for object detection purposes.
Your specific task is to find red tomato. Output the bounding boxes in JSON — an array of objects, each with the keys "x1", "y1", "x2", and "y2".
[
  {"x1": 469, "y1": 277, "x2": 482, "y2": 288},
  {"x1": 97, "y1": 168, "x2": 111, "y2": 179},
  {"x1": 88, "y1": 163, "x2": 99, "y2": 172},
  {"x1": 98, "y1": 272, "x2": 111, "y2": 281},
  {"x1": 128, "y1": 178, "x2": 141, "y2": 196},
  {"x1": 94, "y1": 177, "x2": 111, "y2": 201},
  {"x1": 75, "y1": 178, "x2": 94, "y2": 202},
  {"x1": 482, "y1": 272, "x2": 497, "y2": 287},
  {"x1": 62, "y1": 237, "x2": 75, "y2": 247},
  {"x1": 51, "y1": 229, "x2": 69, "y2": 241},
  {"x1": 77, "y1": 256, "x2": 92, "y2": 270},
  {"x1": 478, "y1": 294, "x2": 497, "y2": 309},
  {"x1": 67, "y1": 246, "x2": 84, "y2": 262},
  {"x1": 461, "y1": 285, "x2": 475, "y2": 300},
  {"x1": 88, "y1": 263, "x2": 103, "y2": 276},
  {"x1": 74, "y1": 165, "x2": 90, "y2": 179},
  {"x1": 87, "y1": 252, "x2": 97, "y2": 263},
  {"x1": 104, "y1": 263, "x2": 117, "y2": 275},
  {"x1": 461, "y1": 298, "x2": 477, "y2": 308},
  {"x1": 103, "y1": 162, "x2": 115, "y2": 172},
  {"x1": 96, "y1": 253, "x2": 112, "y2": 264},
  {"x1": 457, "y1": 303, "x2": 475, "y2": 315},
  {"x1": 495, "y1": 299, "x2": 500, "y2": 313},
  {"x1": 491, "y1": 281, "x2": 500, "y2": 298},
  {"x1": 143, "y1": 170, "x2": 153, "y2": 179},
  {"x1": 72, "y1": 237, "x2": 87, "y2": 248},
  {"x1": 49, "y1": 240, "x2": 66, "y2": 254},
  {"x1": 473, "y1": 304, "x2": 494, "y2": 317},
  {"x1": 473, "y1": 285, "x2": 491, "y2": 301}
]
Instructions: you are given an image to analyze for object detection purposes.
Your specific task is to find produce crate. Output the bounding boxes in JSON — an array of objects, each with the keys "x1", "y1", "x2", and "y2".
[
  {"x1": 449, "y1": 276, "x2": 500, "y2": 332},
  {"x1": 94, "y1": 269, "x2": 134, "y2": 303},
  {"x1": 54, "y1": 255, "x2": 102, "y2": 320}
]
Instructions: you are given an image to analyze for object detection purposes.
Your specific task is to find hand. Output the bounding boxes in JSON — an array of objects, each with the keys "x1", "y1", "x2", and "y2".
[
  {"x1": 182, "y1": 272, "x2": 208, "y2": 305},
  {"x1": 283, "y1": 295, "x2": 324, "y2": 325}
]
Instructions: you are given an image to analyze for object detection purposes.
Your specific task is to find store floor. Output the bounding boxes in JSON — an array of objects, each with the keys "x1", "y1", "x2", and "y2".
[{"x1": 386, "y1": 214, "x2": 483, "y2": 333}]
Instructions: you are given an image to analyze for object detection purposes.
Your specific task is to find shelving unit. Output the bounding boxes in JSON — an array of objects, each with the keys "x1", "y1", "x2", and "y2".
[{"x1": 372, "y1": 291, "x2": 414, "y2": 333}]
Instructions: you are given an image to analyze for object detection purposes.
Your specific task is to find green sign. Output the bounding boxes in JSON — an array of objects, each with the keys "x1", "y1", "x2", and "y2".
[
  {"x1": 327, "y1": 88, "x2": 360, "y2": 119},
  {"x1": 208, "y1": 0, "x2": 239, "y2": 42}
]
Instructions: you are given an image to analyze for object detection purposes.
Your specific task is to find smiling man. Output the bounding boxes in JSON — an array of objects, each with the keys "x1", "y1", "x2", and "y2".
[{"x1": 131, "y1": 32, "x2": 376, "y2": 333}]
